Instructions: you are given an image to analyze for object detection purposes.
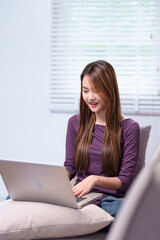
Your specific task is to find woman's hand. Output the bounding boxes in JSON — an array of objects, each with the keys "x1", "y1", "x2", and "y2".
[
  {"x1": 72, "y1": 175, "x2": 97, "y2": 197},
  {"x1": 72, "y1": 175, "x2": 122, "y2": 197}
]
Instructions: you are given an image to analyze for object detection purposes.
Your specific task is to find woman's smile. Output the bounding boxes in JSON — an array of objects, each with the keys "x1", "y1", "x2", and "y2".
[{"x1": 89, "y1": 101, "x2": 98, "y2": 108}]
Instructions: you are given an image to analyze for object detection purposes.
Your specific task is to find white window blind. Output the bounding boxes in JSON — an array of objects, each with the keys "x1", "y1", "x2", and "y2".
[{"x1": 50, "y1": 0, "x2": 160, "y2": 115}]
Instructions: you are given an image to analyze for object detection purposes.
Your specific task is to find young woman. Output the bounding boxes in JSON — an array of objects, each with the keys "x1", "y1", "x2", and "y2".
[{"x1": 64, "y1": 60, "x2": 140, "y2": 216}]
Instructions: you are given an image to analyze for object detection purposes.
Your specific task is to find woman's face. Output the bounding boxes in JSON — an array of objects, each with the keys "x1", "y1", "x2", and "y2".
[{"x1": 82, "y1": 74, "x2": 106, "y2": 118}]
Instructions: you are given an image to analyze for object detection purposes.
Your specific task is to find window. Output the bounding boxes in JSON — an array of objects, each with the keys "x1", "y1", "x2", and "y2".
[{"x1": 50, "y1": 0, "x2": 160, "y2": 115}]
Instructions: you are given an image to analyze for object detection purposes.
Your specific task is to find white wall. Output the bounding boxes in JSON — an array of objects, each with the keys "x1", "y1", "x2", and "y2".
[
  {"x1": 0, "y1": 0, "x2": 160, "y2": 200},
  {"x1": 0, "y1": 0, "x2": 69, "y2": 165}
]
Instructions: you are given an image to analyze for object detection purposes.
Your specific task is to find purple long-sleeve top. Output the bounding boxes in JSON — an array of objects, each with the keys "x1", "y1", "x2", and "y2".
[{"x1": 64, "y1": 114, "x2": 140, "y2": 204}]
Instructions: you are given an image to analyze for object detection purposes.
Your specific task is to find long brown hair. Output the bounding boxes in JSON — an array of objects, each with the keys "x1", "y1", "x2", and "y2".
[{"x1": 74, "y1": 60, "x2": 122, "y2": 176}]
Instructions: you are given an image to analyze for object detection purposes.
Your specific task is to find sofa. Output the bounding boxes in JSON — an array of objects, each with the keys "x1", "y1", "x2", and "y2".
[
  {"x1": 107, "y1": 145, "x2": 160, "y2": 240},
  {"x1": 0, "y1": 125, "x2": 152, "y2": 240}
]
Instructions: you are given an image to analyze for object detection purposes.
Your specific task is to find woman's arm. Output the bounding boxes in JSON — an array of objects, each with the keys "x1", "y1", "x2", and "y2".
[
  {"x1": 117, "y1": 120, "x2": 140, "y2": 194},
  {"x1": 64, "y1": 115, "x2": 79, "y2": 179},
  {"x1": 73, "y1": 175, "x2": 122, "y2": 197},
  {"x1": 66, "y1": 170, "x2": 71, "y2": 179}
]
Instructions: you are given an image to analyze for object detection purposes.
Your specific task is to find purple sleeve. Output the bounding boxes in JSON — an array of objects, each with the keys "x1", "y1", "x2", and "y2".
[
  {"x1": 118, "y1": 120, "x2": 140, "y2": 194},
  {"x1": 64, "y1": 115, "x2": 79, "y2": 179}
]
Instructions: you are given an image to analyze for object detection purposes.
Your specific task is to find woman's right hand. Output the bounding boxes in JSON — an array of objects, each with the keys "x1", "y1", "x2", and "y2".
[{"x1": 72, "y1": 175, "x2": 97, "y2": 197}]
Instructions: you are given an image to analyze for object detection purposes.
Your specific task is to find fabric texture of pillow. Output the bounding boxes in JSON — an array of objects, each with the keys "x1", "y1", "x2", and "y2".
[
  {"x1": 135, "y1": 125, "x2": 151, "y2": 176},
  {"x1": 0, "y1": 200, "x2": 114, "y2": 240}
]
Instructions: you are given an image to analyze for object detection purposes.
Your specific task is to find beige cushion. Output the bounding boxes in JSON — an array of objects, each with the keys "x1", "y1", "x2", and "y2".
[
  {"x1": 0, "y1": 200, "x2": 114, "y2": 240},
  {"x1": 135, "y1": 125, "x2": 151, "y2": 176}
]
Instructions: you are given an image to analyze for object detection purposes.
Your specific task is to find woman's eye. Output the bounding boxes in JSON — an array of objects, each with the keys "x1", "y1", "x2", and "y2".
[{"x1": 83, "y1": 90, "x2": 88, "y2": 93}]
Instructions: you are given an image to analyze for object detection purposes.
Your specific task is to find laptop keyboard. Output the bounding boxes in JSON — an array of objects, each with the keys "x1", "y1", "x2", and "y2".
[{"x1": 76, "y1": 196, "x2": 87, "y2": 203}]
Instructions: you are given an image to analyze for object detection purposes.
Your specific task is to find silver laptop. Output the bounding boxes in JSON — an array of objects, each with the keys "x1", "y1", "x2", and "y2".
[{"x1": 0, "y1": 159, "x2": 103, "y2": 209}]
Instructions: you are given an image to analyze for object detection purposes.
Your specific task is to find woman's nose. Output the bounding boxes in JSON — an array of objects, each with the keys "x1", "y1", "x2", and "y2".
[{"x1": 88, "y1": 91, "x2": 95, "y2": 100}]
